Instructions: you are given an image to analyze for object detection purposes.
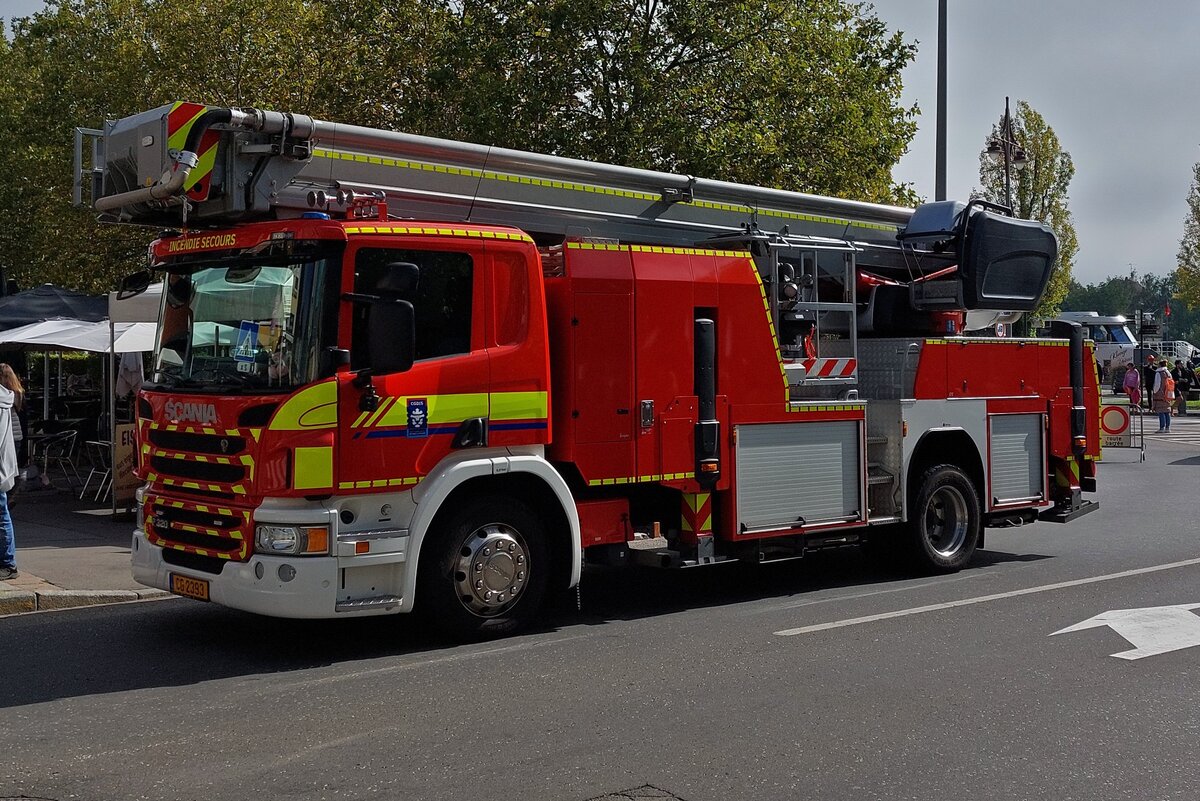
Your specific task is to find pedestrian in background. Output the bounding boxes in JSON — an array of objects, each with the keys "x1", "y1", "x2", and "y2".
[
  {"x1": 1153, "y1": 359, "x2": 1175, "y2": 433},
  {"x1": 1142, "y1": 354, "x2": 1159, "y2": 411},
  {"x1": 0, "y1": 376, "x2": 18, "y2": 580},
  {"x1": 1122, "y1": 361, "x2": 1141, "y2": 411},
  {"x1": 0, "y1": 364, "x2": 25, "y2": 484},
  {"x1": 1172, "y1": 359, "x2": 1193, "y2": 417}
]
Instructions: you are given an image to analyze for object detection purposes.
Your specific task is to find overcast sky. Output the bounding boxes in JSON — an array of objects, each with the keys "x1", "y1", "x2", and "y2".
[
  {"x1": 4, "y1": 0, "x2": 1198, "y2": 285},
  {"x1": 868, "y1": 0, "x2": 1200, "y2": 284}
]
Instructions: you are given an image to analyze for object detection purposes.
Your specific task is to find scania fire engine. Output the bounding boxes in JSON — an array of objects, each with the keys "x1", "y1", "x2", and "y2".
[{"x1": 76, "y1": 102, "x2": 1098, "y2": 637}]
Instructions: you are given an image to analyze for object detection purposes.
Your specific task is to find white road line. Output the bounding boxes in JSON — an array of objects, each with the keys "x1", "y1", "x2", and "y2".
[
  {"x1": 773, "y1": 556, "x2": 1200, "y2": 637},
  {"x1": 747, "y1": 571, "x2": 986, "y2": 615}
]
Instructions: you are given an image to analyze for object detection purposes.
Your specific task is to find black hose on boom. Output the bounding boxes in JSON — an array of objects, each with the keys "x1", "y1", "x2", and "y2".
[{"x1": 181, "y1": 108, "x2": 236, "y2": 156}]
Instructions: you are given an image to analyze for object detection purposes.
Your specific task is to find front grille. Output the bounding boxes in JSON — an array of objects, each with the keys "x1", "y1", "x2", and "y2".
[
  {"x1": 155, "y1": 504, "x2": 241, "y2": 531},
  {"x1": 143, "y1": 419, "x2": 258, "y2": 561},
  {"x1": 145, "y1": 493, "x2": 253, "y2": 562},
  {"x1": 153, "y1": 526, "x2": 239, "y2": 551},
  {"x1": 150, "y1": 455, "x2": 245, "y2": 484},
  {"x1": 149, "y1": 429, "x2": 246, "y2": 455},
  {"x1": 166, "y1": 485, "x2": 237, "y2": 501}
]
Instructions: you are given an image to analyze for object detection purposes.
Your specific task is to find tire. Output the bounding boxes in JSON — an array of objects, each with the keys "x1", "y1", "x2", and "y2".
[
  {"x1": 906, "y1": 464, "x2": 980, "y2": 573},
  {"x1": 415, "y1": 494, "x2": 549, "y2": 639}
]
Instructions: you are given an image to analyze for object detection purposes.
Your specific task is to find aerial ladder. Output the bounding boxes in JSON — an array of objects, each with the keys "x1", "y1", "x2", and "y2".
[{"x1": 78, "y1": 101, "x2": 1059, "y2": 364}]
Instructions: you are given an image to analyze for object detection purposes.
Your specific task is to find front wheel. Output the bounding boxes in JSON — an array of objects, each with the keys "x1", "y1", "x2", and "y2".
[
  {"x1": 416, "y1": 495, "x2": 549, "y2": 639},
  {"x1": 906, "y1": 464, "x2": 981, "y2": 573}
]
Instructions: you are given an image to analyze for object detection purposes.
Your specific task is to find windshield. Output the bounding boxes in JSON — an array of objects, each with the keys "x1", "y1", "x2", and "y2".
[
  {"x1": 1107, "y1": 325, "x2": 1136, "y2": 344},
  {"x1": 150, "y1": 254, "x2": 337, "y2": 392}
]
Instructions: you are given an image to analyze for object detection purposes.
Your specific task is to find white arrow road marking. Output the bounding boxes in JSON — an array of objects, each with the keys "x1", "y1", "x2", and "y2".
[{"x1": 1051, "y1": 604, "x2": 1200, "y2": 660}]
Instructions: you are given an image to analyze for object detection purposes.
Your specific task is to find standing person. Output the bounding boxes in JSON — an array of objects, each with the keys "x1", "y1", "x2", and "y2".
[
  {"x1": 0, "y1": 364, "x2": 25, "y2": 484},
  {"x1": 1122, "y1": 361, "x2": 1141, "y2": 411},
  {"x1": 1152, "y1": 359, "x2": 1175, "y2": 434},
  {"x1": 1173, "y1": 359, "x2": 1193, "y2": 417},
  {"x1": 0, "y1": 376, "x2": 18, "y2": 580},
  {"x1": 1143, "y1": 355, "x2": 1159, "y2": 411}
]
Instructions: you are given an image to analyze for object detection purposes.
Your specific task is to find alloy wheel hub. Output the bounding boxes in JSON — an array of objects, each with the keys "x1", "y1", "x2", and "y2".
[{"x1": 452, "y1": 524, "x2": 529, "y2": 617}]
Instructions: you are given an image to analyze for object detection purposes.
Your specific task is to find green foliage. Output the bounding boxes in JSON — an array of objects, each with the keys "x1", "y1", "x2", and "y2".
[
  {"x1": 976, "y1": 100, "x2": 1077, "y2": 320},
  {"x1": 427, "y1": 0, "x2": 918, "y2": 201},
  {"x1": 1177, "y1": 161, "x2": 1200, "y2": 309},
  {"x1": 1062, "y1": 270, "x2": 1199, "y2": 345},
  {"x1": 0, "y1": 0, "x2": 919, "y2": 296}
]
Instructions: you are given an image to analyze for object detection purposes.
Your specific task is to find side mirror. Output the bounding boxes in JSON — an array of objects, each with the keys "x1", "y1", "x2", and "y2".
[
  {"x1": 367, "y1": 298, "x2": 415, "y2": 375},
  {"x1": 117, "y1": 270, "x2": 153, "y2": 300},
  {"x1": 165, "y1": 275, "x2": 193, "y2": 308}
]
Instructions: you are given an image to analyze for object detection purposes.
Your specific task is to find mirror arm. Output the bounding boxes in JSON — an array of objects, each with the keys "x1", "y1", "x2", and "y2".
[{"x1": 353, "y1": 369, "x2": 379, "y2": 412}]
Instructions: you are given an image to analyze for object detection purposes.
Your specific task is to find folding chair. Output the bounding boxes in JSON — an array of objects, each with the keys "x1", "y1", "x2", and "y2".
[
  {"x1": 81, "y1": 440, "x2": 113, "y2": 502},
  {"x1": 40, "y1": 430, "x2": 82, "y2": 489}
]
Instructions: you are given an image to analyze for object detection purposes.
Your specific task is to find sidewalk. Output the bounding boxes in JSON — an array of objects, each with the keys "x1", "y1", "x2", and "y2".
[{"x1": 0, "y1": 486, "x2": 170, "y2": 616}]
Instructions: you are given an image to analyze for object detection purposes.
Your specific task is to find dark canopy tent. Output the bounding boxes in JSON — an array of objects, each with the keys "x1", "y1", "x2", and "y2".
[{"x1": 0, "y1": 285, "x2": 107, "y2": 331}]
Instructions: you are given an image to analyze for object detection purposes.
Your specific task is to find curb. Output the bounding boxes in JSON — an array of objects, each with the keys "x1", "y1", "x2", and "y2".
[{"x1": 0, "y1": 587, "x2": 172, "y2": 617}]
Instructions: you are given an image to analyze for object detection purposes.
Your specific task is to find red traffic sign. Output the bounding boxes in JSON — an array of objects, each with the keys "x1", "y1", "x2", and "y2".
[{"x1": 1101, "y1": 405, "x2": 1131, "y2": 436}]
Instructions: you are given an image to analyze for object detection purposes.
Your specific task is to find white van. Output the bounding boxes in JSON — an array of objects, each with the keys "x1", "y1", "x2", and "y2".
[{"x1": 1054, "y1": 312, "x2": 1139, "y2": 372}]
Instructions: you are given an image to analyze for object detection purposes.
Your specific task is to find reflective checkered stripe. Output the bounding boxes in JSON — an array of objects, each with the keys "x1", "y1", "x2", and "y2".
[
  {"x1": 344, "y1": 225, "x2": 533, "y2": 242},
  {"x1": 586, "y1": 472, "x2": 695, "y2": 487},
  {"x1": 802, "y1": 358, "x2": 857, "y2": 378},
  {"x1": 338, "y1": 475, "x2": 423, "y2": 491}
]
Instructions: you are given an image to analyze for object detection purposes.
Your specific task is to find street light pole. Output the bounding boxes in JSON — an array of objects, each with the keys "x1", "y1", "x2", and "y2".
[
  {"x1": 935, "y1": 0, "x2": 947, "y2": 201},
  {"x1": 987, "y1": 96, "x2": 1028, "y2": 214},
  {"x1": 1002, "y1": 98, "x2": 1013, "y2": 210}
]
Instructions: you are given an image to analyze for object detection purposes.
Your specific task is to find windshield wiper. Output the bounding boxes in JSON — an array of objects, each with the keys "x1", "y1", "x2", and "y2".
[
  {"x1": 187, "y1": 366, "x2": 255, "y2": 387},
  {"x1": 148, "y1": 370, "x2": 184, "y2": 388}
]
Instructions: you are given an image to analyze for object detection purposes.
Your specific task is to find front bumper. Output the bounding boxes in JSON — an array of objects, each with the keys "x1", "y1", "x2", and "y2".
[{"x1": 131, "y1": 530, "x2": 412, "y2": 619}]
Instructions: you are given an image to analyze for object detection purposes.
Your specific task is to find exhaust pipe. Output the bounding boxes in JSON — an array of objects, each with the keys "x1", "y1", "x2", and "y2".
[
  {"x1": 93, "y1": 107, "x2": 309, "y2": 213},
  {"x1": 1046, "y1": 319, "x2": 1087, "y2": 455}
]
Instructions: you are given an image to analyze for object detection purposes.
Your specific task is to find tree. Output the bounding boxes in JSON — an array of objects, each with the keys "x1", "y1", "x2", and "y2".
[
  {"x1": 0, "y1": 0, "x2": 921, "y2": 296},
  {"x1": 977, "y1": 100, "x2": 1078, "y2": 319},
  {"x1": 0, "y1": 0, "x2": 448, "y2": 295},
  {"x1": 1176, "y1": 161, "x2": 1200, "y2": 309},
  {"x1": 430, "y1": 0, "x2": 919, "y2": 203},
  {"x1": 1062, "y1": 270, "x2": 1199, "y2": 345}
]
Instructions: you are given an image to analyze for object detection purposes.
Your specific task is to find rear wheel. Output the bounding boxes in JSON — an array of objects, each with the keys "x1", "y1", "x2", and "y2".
[
  {"x1": 906, "y1": 464, "x2": 980, "y2": 572},
  {"x1": 416, "y1": 495, "x2": 548, "y2": 639}
]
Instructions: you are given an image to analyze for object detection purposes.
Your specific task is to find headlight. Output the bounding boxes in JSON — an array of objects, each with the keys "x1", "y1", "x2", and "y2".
[
  {"x1": 255, "y1": 525, "x2": 329, "y2": 556},
  {"x1": 135, "y1": 486, "x2": 147, "y2": 532}
]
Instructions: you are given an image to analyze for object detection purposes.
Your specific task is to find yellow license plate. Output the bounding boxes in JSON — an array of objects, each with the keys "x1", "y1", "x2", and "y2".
[{"x1": 170, "y1": 573, "x2": 210, "y2": 602}]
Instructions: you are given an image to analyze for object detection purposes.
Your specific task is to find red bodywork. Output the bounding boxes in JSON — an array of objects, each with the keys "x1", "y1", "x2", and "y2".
[{"x1": 138, "y1": 219, "x2": 1098, "y2": 564}]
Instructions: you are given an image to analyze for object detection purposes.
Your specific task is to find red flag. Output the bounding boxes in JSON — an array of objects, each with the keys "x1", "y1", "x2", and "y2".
[{"x1": 1165, "y1": 303, "x2": 1172, "y2": 319}]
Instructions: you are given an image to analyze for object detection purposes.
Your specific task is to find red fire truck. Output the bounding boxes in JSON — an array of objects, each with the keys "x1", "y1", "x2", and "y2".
[{"x1": 76, "y1": 102, "x2": 1098, "y2": 637}]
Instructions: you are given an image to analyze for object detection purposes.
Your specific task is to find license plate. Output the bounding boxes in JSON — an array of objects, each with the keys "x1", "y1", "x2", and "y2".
[{"x1": 170, "y1": 573, "x2": 210, "y2": 602}]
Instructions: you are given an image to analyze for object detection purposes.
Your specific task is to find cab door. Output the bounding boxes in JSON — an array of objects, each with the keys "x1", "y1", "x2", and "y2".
[{"x1": 337, "y1": 236, "x2": 489, "y2": 492}]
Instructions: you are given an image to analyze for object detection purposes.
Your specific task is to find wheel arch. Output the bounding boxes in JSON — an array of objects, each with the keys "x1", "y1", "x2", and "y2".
[
  {"x1": 905, "y1": 428, "x2": 984, "y2": 515},
  {"x1": 402, "y1": 455, "x2": 581, "y2": 611}
]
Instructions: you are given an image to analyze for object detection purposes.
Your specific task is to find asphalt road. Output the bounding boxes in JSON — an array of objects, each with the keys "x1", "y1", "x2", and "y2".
[{"x1": 2, "y1": 440, "x2": 1198, "y2": 801}]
